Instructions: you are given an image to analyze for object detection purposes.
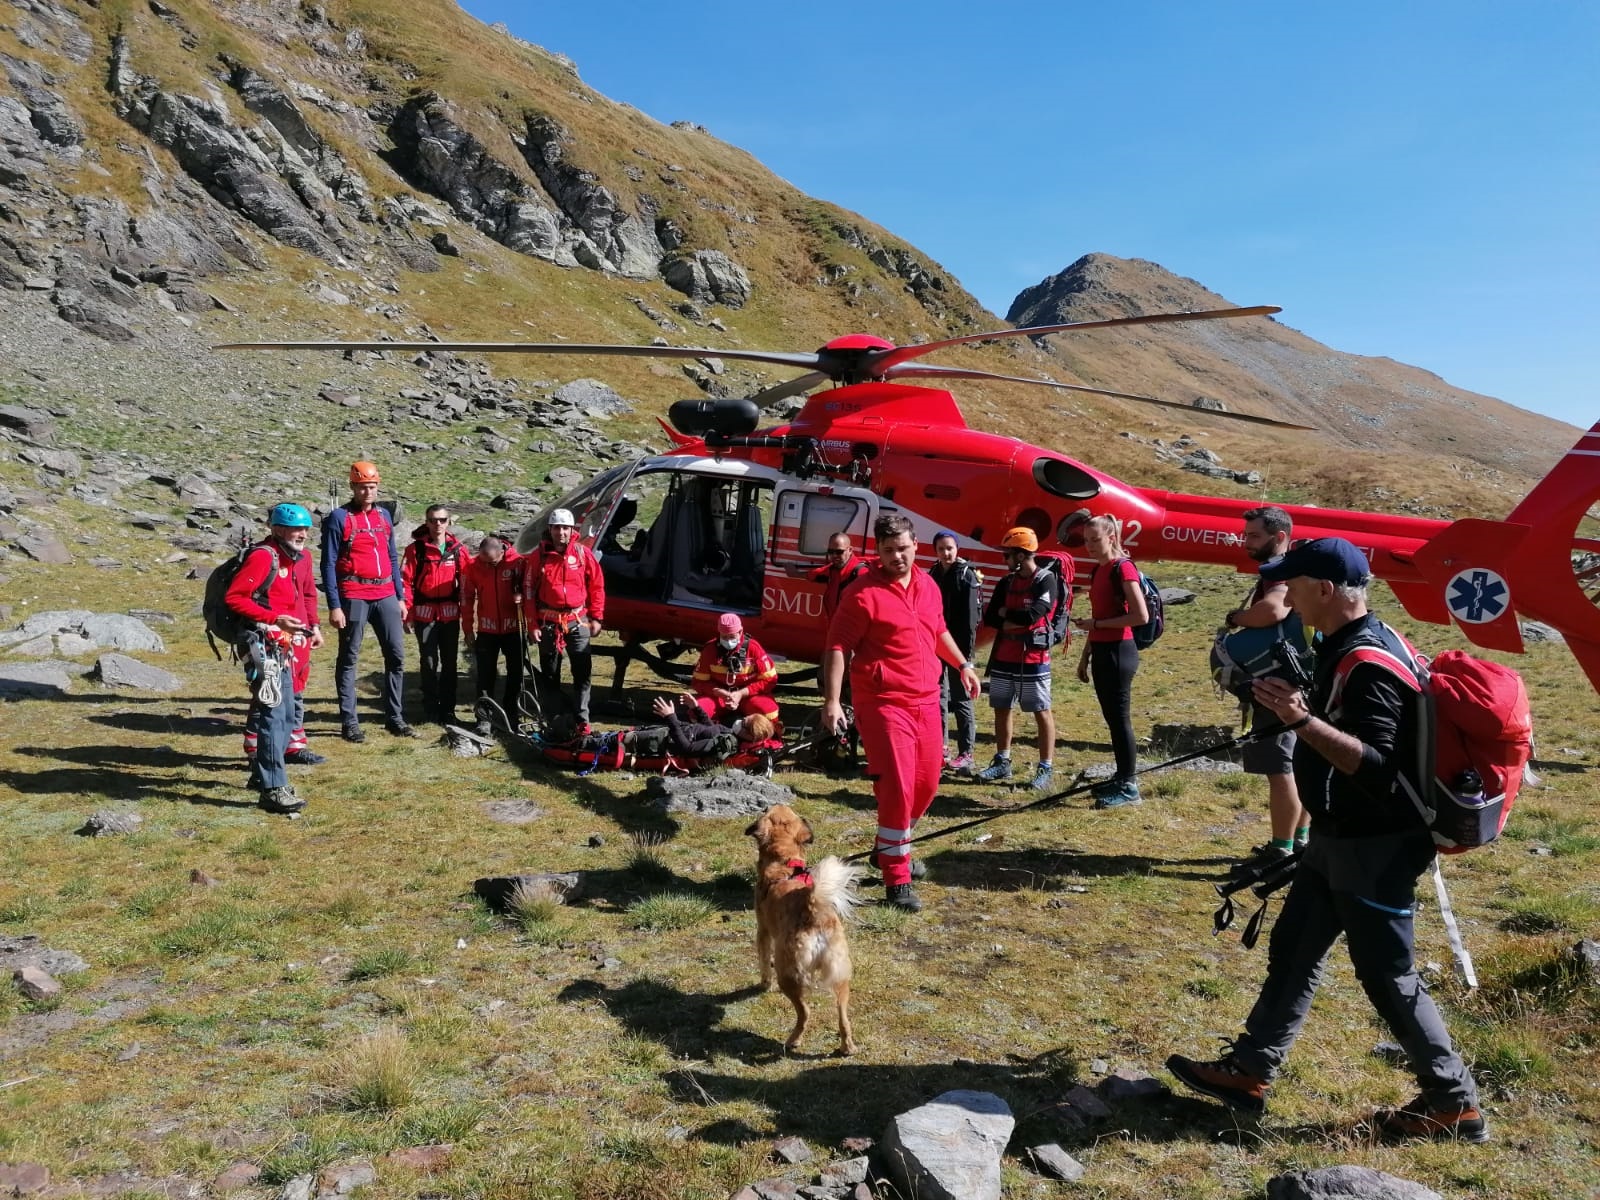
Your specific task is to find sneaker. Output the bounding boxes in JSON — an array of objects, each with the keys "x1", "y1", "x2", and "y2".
[
  {"x1": 341, "y1": 723, "x2": 365, "y2": 744},
  {"x1": 1088, "y1": 777, "x2": 1119, "y2": 798},
  {"x1": 1093, "y1": 781, "x2": 1142, "y2": 809},
  {"x1": 1166, "y1": 1046, "x2": 1270, "y2": 1114},
  {"x1": 258, "y1": 786, "x2": 306, "y2": 815},
  {"x1": 883, "y1": 883, "x2": 923, "y2": 912},
  {"x1": 1371, "y1": 1095, "x2": 1489, "y2": 1143},
  {"x1": 976, "y1": 755, "x2": 1013, "y2": 782},
  {"x1": 868, "y1": 850, "x2": 927, "y2": 879},
  {"x1": 283, "y1": 749, "x2": 326, "y2": 766},
  {"x1": 949, "y1": 752, "x2": 975, "y2": 774},
  {"x1": 385, "y1": 721, "x2": 419, "y2": 738},
  {"x1": 1028, "y1": 763, "x2": 1055, "y2": 791}
]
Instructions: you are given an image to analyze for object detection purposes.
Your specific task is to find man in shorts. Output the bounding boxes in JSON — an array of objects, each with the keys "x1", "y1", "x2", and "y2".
[
  {"x1": 1226, "y1": 506, "x2": 1308, "y2": 873},
  {"x1": 975, "y1": 527, "x2": 1058, "y2": 790}
]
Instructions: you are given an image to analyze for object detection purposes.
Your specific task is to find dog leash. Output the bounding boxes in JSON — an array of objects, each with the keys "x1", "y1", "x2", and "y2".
[{"x1": 838, "y1": 724, "x2": 1289, "y2": 866}]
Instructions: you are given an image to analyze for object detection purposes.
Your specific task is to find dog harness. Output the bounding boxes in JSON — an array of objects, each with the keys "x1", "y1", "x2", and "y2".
[{"x1": 785, "y1": 857, "x2": 813, "y2": 887}]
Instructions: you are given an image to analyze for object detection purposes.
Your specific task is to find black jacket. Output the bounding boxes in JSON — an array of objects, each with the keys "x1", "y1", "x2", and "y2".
[
  {"x1": 1297, "y1": 613, "x2": 1430, "y2": 838},
  {"x1": 930, "y1": 558, "x2": 981, "y2": 656}
]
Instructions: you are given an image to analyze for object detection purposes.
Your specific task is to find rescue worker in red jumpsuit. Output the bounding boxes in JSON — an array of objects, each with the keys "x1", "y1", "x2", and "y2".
[
  {"x1": 822, "y1": 514, "x2": 981, "y2": 911},
  {"x1": 401, "y1": 503, "x2": 468, "y2": 725},
  {"x1": 228, "y1": 502, "x2": 323, "y2": 814},
  {"x1": 809, "y1": 531, "x2": 869, "y2": 618},
  {"x1": 461, "y1": 533, "x2": 523, "y2": 732},
  {"x1": 690, "y1": 612, "x2": 780, "y2": 724},
  {"x1": 521, "y1": 508, "x2": 605, "y2": 733}
]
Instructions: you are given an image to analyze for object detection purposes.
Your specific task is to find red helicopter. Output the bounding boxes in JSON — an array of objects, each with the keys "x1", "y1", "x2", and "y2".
[{"x1": 223, "y1": 306, "x2": 1600, "y2": 693}]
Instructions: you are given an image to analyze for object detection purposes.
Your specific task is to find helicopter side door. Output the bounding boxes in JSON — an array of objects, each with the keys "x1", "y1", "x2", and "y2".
[{"x1": 759, "y1": 484, "x2": 876, "y2": 653}]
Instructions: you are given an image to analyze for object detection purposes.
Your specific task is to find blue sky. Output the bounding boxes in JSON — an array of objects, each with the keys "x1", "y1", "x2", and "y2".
[{"x1": 461, "y1": 1, "x2": 1597, "y2": 430}]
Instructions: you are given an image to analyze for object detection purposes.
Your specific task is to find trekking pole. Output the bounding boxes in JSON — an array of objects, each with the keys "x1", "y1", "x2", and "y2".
[{"x1": 840, "y1": 723, "x2": 1292, "y2": 865}]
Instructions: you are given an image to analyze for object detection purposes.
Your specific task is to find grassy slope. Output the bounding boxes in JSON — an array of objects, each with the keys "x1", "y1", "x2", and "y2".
[{"x1": 1, "y1": 492, "x2": 1597, "y2": 1199}]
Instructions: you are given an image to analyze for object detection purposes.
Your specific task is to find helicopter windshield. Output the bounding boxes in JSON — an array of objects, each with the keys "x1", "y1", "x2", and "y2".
[{"x1": 516, "y1": 462, "x2": 638, "y2": 556}]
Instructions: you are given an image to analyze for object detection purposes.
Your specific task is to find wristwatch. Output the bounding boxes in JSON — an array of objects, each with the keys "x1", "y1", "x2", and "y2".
[{"x1": 961, "y1": 660, "x2": 977, "y2": 672}]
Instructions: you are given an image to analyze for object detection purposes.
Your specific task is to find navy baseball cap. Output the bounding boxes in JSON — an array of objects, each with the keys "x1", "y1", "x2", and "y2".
[{"x1": 1258, "y1": 536, "x2": 1370, "y2": 586}]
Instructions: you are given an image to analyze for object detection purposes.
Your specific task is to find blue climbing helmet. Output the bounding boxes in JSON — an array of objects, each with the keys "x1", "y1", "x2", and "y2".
[{"x1": 268, "y1": 502, "x2": 313, "y2": 528}]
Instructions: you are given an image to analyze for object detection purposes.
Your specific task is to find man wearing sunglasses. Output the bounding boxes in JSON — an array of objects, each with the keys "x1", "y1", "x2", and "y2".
[
  {"x1": 809, "y1": 531, "x2": 869, "y2": 620},
  {"x1": 402, "y1": 504, "x2": 468, "y2": 725}
]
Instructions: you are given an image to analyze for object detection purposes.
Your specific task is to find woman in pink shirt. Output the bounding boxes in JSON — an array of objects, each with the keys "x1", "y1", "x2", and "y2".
[{"x1": 1072, "y1": 515, "x2": 1149, "y2": 808}]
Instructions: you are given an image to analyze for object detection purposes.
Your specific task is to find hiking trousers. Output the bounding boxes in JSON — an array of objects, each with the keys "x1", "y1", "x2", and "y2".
[
  {"x1": 857, "y1": 697, "x2": 943, "y2": 886},
  {"x1": 413, "y1": 619, "x2": 460, "y2": 722},
  {"x1": 1232, "y1": 831, "x2": 1479, "y2": 1109},
  {"x1": 335, "y1": 594, "x2": 405, "y2": 727},
  {"x1": 537, "y1": 620, "x2": 592, "y2": 724},
  {"x1": 244, "y1": 657, "x2": 294, "y2": 791},
  {"x1": 473, "y1": 632, "x2": 524, "y2": 720},
  {"x1": 938, "y1": 661, "x2": 976, "y2": 756}
]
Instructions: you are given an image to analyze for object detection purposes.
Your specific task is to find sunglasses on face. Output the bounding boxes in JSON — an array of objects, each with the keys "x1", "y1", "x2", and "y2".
[
  {"x1": 428, "y1": 516, "x2": 451, "y2": 524},
  {"x1": 827, "y1": 548, "x2": 848, "y2": 556}
]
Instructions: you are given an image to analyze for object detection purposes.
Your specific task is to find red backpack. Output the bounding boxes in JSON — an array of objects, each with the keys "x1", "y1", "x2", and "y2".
[{"x1": 1328, "y1": 629, "x2": 1534, "y2": 854}]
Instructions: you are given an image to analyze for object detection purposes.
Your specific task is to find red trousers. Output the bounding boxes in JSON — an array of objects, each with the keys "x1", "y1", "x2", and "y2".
[
  {"x1": 856, "y1": 697, "x2": 943, "y2": 886},
  {"x1": 695, "y1": 694, "x2": 779, "y2": 722}
]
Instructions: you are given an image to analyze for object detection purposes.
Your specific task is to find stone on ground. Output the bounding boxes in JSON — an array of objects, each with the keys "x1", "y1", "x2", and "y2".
[
  {"x1": 1267, "y1": 1165, "x2": 1444, "y2": 1200},
  {"x1": 645, "y1": 769, "x2": 792, "y2": 818},
  {"x1": 881, "y1": 1089, "x2": 1013, "y2": 1200}
]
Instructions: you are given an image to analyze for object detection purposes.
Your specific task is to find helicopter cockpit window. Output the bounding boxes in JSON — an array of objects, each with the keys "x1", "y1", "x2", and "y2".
[
  {"x1": 515, "y1": 463, "x2": 635, "y2": 556},
  {"x1": 798, "y1": 494, "x2": 865, "y2": 556},
  {"x1": 1032, "y1": 456, "x2": 1101, "y2": 502}
]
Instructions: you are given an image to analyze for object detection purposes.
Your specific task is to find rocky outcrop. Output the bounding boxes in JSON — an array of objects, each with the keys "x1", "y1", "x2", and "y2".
[
  {"x1": 661, "y1": 248, "x2": 751, "y2": 309},
  {"x1": 112, "y1": 40, "x2": 350, "y2": 263},
  {"x1": 519, "y1": 114, "x2": 662, "y2": 277},
  {"x1": 389, "y1": 94, "x2": 582, "y2": 267}
]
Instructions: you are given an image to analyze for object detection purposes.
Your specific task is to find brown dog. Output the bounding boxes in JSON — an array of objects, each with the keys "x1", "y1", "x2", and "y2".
[{"x1": 744, "y1": 804, "x2": 861, "y2": 1055}]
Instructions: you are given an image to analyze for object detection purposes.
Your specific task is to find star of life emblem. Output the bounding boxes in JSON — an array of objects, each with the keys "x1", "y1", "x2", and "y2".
[{"x1": 1445, "y1": 567, "x2": 1510, "y2": 624}]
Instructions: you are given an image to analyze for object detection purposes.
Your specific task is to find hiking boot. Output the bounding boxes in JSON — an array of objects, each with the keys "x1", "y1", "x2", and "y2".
[
  {"x1": 976, "y1": 755, "x2": 1013, "y2": 782},
  {"x1": 341, "y1": 723, "x2": 365, "y2": 744},
  {"x1": 869, "y1": 850, "x2": 927, "y2": 879},
  {"x1": 283, "y1": 749, "x2": 326, "y2": 766},
  {"x1": 1088, "y1": 777, "x2": 1119, "y2": 799},
  {"x1": 1028, "y1": 762, "x2": 1054, "y2": 791},
  {"x1": 1093, "y1": 781, "x2": 1142, "y2": 809},
  {"x1": 949, "y1": 752, "x2": 975, "y2": 774},
  {"x1": 1166, "y1": 1047, "x2": 1269, "y2": 1114},
  {"x1": 1228, "y1": 842, "x2": 1292, "y2": 879},
  {"x1": 883, "y1": 883, "x2": 923, "y2": 912},
  {"x1": 1371, "y1": 1096, "x2": 1489, "y2": 1143},
  {"x1": 258, "y1": 786, "x2": 306, "y2": 815},
  {"x1": 385, "y1": 720, "x2": 419, "y2": 738}
]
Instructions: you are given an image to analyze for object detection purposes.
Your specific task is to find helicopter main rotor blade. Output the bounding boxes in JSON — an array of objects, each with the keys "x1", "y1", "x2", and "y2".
[
  {"x1": 746, "y1": 370, "x2": 831, "y2": 409},
  {"x1": 887, "y1": 364, "x2": 1317, "y2": 430},
  {"x1": 215, "y1": 339, "x2": 828, "y2": 373},
  {"x1": 867, "y1": 305, "x2": 1283, "y2": 375}
]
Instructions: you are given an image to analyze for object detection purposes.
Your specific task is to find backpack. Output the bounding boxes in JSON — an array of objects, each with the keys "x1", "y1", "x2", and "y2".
[
  {"x1": 1328, "y1": 629, "x2": 1534, "y2": 854},
  {"x1": 1034, "y1": 552, "x2": 1075, "y2": 647},
  {"x1": 203, "y1": 542, "x2": 271, "y2": 660},
  {"x1": 1129, "y1": 564, "x2": 1164, "y2": 650}
]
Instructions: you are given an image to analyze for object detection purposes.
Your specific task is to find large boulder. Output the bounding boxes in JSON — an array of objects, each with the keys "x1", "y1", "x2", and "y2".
[
  {"x1": 0, "y1": 660, "x2": 72, "y2": 699},
  {"x1": 645, "y1": 770, "x2": 793, "y2": 818},
  {"x1": 881, "y1": 1090, "x2": 1013, "y2": 1200},
  {"x1": 91, "y1": 653, "x2": 182, "y2": 692},
  {"x1": 662, "y1": 249, "x2": 752, "y2": 309},
  {"x1": 0, "y1": 403, "x2": 56, "y2": 441},
  {"x1": 1267, "y1": 1166, "x2": 1443, "y2": 1200},
  {"x1": 1, "y1": 611, "x2": 166, "y2": 654}
]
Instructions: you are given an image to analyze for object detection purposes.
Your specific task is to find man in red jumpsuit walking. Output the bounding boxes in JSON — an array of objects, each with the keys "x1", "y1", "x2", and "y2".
[
  {"x1": 822, "y1": 514, "x2": 980, "y2": 911},
  {"x1": 690, "y1": 612, "x2": 780, "y2": 724}
]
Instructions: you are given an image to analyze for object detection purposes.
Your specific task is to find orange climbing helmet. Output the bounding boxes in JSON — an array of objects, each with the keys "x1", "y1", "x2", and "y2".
[
  {"x1": 349, "y1": 461, "x2": 381, "y2": 485},
  {"x1": 1000, "y1": 526, "x2": 1039, "y2": 553}
]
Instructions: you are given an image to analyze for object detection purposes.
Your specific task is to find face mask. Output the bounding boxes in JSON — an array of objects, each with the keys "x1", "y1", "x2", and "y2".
[{"x1": 718, "y1": 637, "x2": 738, "y2": 650}]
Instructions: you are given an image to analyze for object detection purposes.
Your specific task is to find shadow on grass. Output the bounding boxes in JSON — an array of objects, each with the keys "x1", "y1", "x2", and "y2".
[
  {"x1": 86, "y1": 711, "x2": 237, "y2": 737},
  {"x1": 18, "y1": 744, "x2": 241, "y2": 770},
  {"x1": 560, "y1": 866, "x2": 750, "y2": 914},
  {"x1": 0, "y1": 764, "x2": 252, "y2": 808},
  {"x1": 558, "y1": 976, "x2": 782, "y2": 1063},
  {"x1": 925, "y1": 845, "x2": 1235, "y2": 890}
]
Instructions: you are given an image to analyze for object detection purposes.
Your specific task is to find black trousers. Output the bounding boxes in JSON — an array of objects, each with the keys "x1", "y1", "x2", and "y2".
[
  {"x1": 413, "y1": 620, "x2": 460, "y2": 722},
  {"x1": 1090, "y1": 639, "x2": 1139, "y2": 782},
  {"x1": 473, "y1": 632, "x2": 524, "y2": 719},
  {"x1": 538, "y1": 621, "x2": 592, "y2": 724}
]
